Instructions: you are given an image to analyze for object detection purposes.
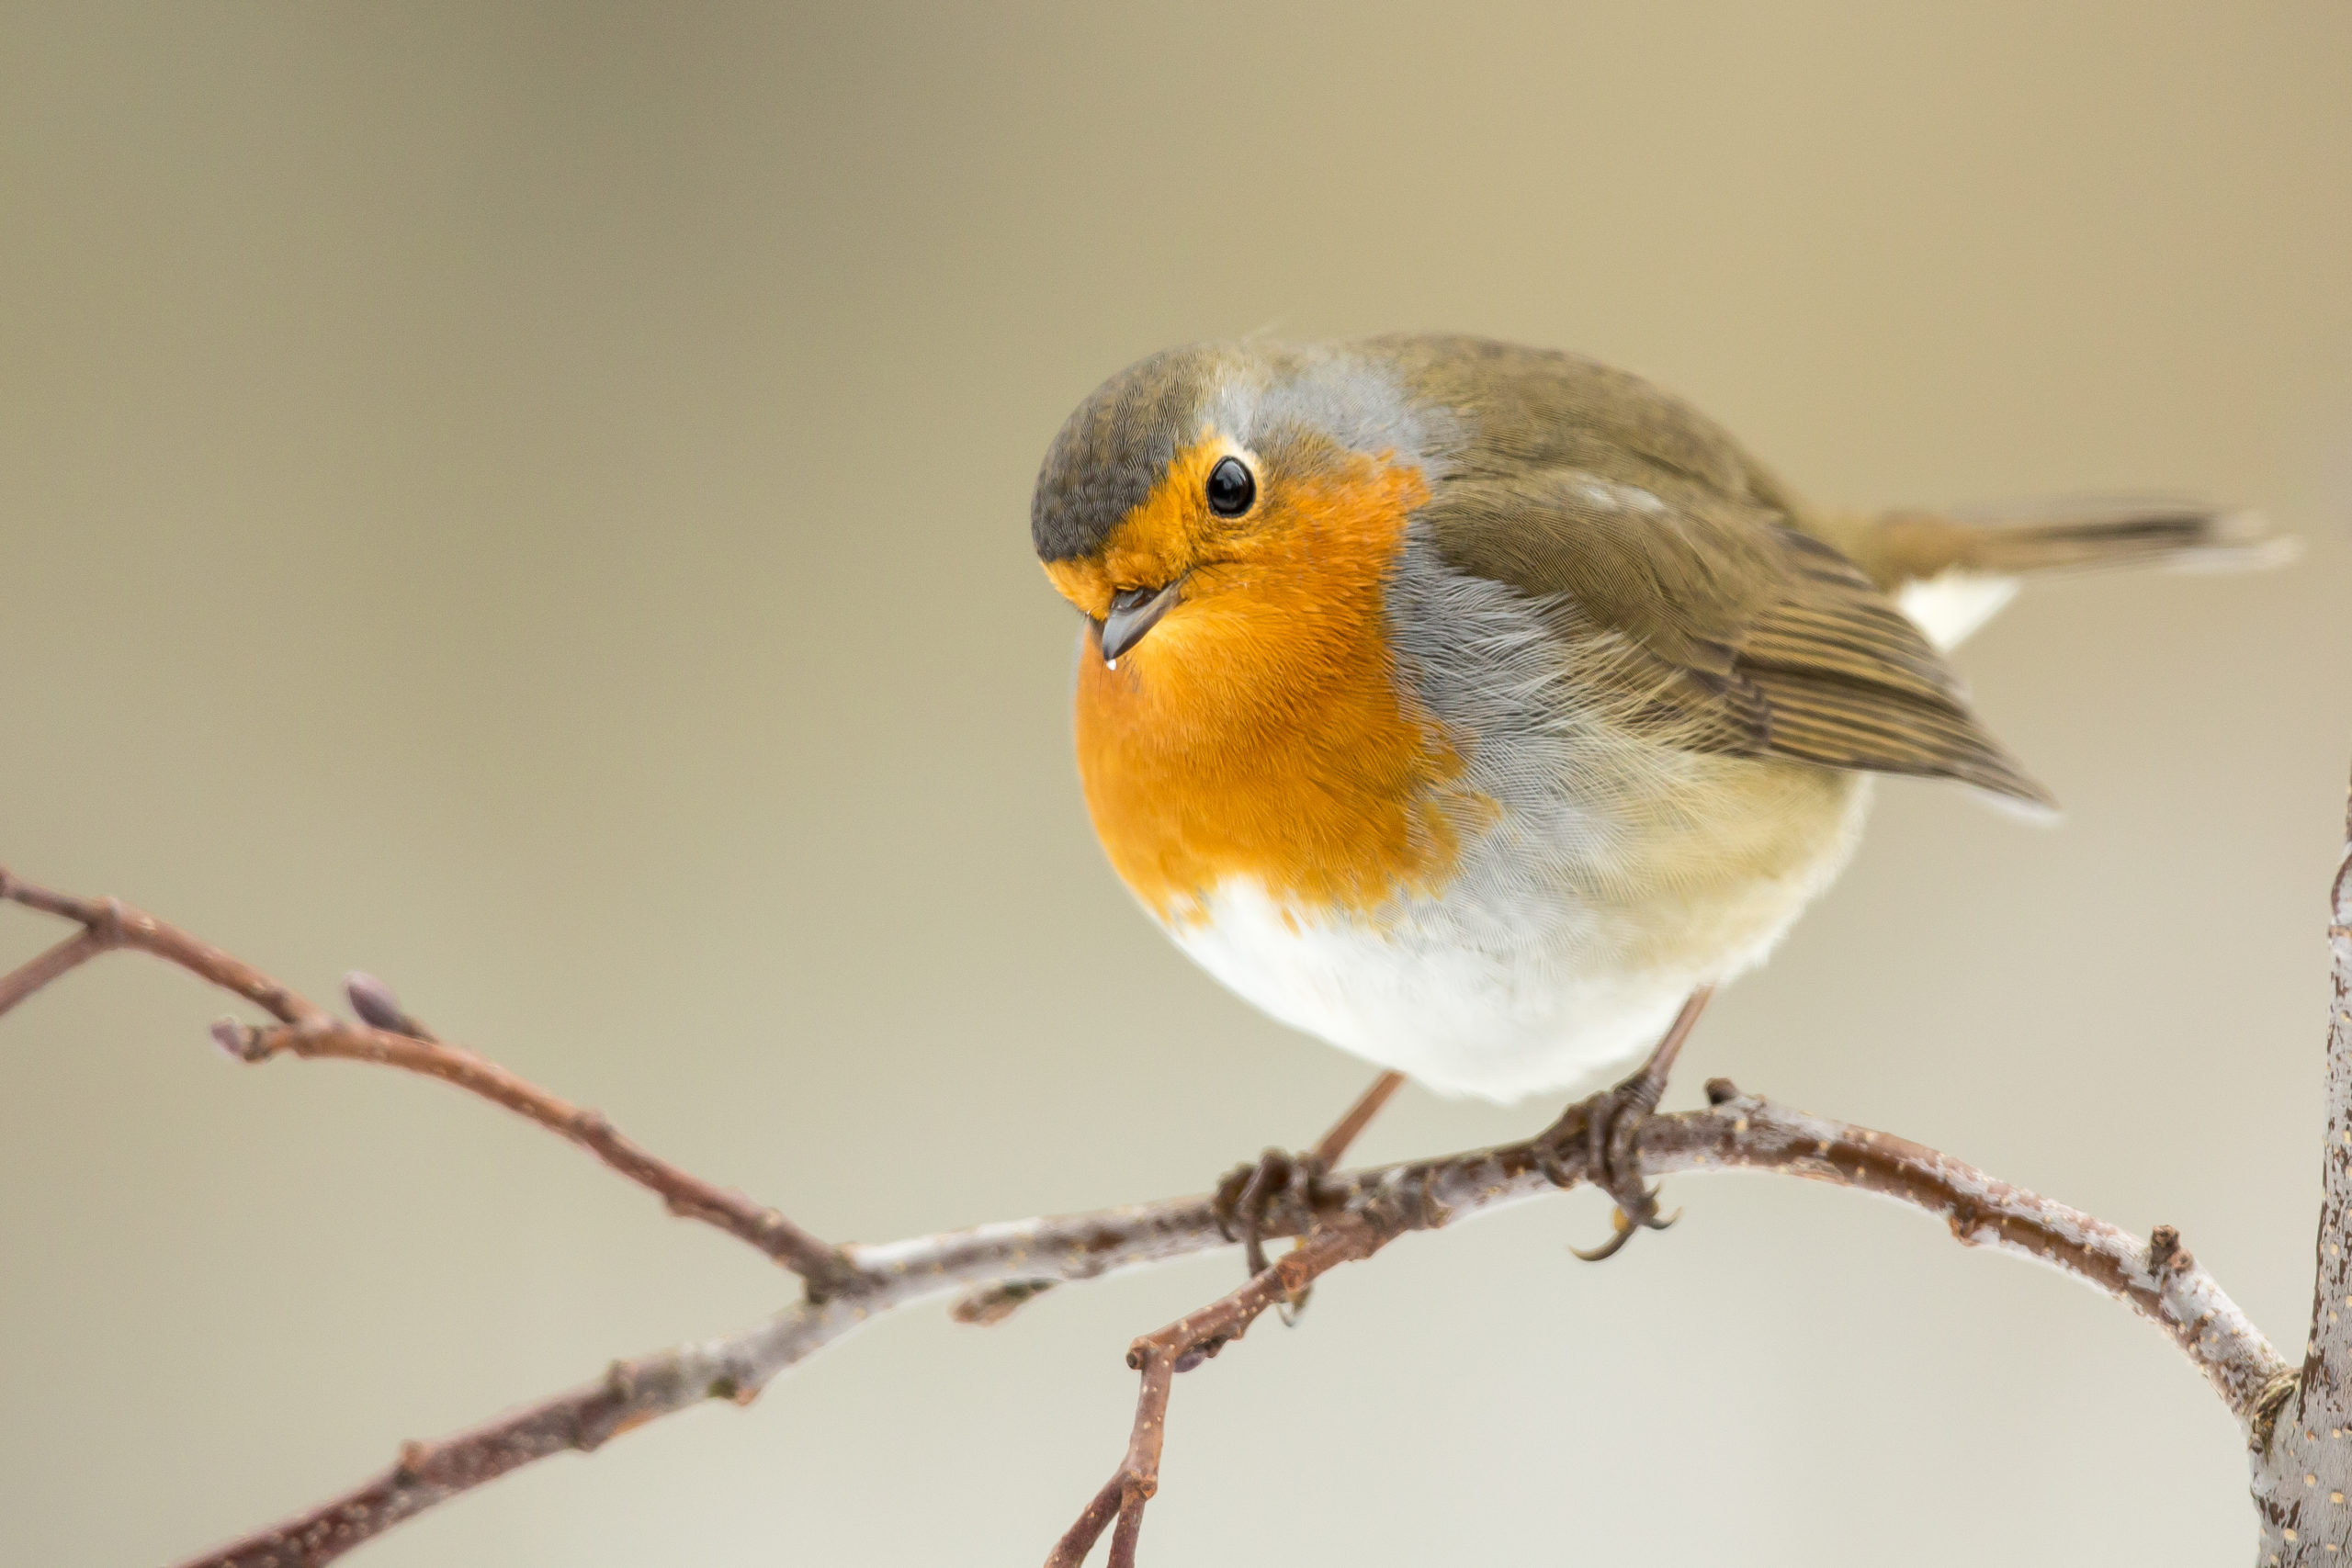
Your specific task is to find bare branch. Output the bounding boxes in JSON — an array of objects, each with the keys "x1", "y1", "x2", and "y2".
[
  {"x1": 168, "y1": 1302, "x2": 860, "y2": 1568},
  {"x1": 0, "y1": 868, "x2": 321, "y2": 1024},
  {"x1": 212, "y1": 1014, "x2": 858, "y2": 1291},
  {"x1": 0, "y1": 924, "x2": 108, "y2": 1016},
  {"x1": 2249, "y1": 768, "x2": 2352, "y2": 1564},
  {"x1": 5, "y1": 863, "x2": 2294, "y2": 1564},
  {"x1": 1035, "y1": 1077, "x2": 2299, "y2": 1563},
  {"x1": 1657, "y1": 1088, "x2": 2292, "y2": 1425},
  {"x1": 0, "y1": 869, "x2": 860, "y2": 1293},
  {"x1": 171, "y1": 1087, "x2": 2287, "y2": 1567},
  {"x1": 1046, "y1": 1219, "x2": 1395, "y2": 1567}
]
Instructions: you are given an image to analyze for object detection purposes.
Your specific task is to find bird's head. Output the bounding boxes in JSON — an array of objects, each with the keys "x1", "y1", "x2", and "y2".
[{"x1": 1030, "y1": 343, "x2": 1441, "y2": 701}]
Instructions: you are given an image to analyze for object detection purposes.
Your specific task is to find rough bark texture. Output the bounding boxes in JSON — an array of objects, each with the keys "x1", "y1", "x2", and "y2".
[{"x1": 2249, "y1": 781, "x2": 2352, "y2": 1565}]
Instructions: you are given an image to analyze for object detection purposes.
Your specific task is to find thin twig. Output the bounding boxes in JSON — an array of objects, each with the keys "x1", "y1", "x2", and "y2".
[
  {"x1": 215, "y1": 1015, "x2": 858, "y2": 1290},
  {"x1": 166, "y1": 1299, "x2": 863, "y2": 1568},
  {"x1": 1, "y1": 869, "x2": 320, "y2": 1023},
  {"x1": 0, "y1": 870, "x2": 860, "y2": 1293},
  {"x1": 1046, "y1": 1219, "x2": 1395, "y2": 1567},
  {"x1": 0, "y1": 925, "x2": 108, "y2": 1015}
]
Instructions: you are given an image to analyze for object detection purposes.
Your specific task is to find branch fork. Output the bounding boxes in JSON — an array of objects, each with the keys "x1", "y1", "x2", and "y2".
[{"x1": 1048, "y1": 1217, "x2": 1396, "y2": 1568}]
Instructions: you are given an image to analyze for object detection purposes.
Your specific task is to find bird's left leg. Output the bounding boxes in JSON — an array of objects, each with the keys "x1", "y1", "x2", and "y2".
[
  {"x1": 1214, "y1": 1069, "x2": 1405, "y2": 1309},
  {"x1": 1538, "y1": 987, "x2": 1714, "y2": 1261}
]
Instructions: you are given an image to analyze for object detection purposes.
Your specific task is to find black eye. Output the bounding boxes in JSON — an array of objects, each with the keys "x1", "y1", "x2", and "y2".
[{"x1": 1205, "y1": 456, "x2": 1255, "y2": 517}]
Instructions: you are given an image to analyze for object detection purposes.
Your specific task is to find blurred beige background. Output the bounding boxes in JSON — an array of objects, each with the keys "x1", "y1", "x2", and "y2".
[{"x1": 3, "y1": 4, "x2": 2349, "y2": 1564}]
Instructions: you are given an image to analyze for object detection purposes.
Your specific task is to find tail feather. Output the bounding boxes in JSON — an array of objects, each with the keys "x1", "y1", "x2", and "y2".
[
  {"x1": 1823, "y1": 501, "x2": 2291, "y2": 650},
  {"x1": 1863, "y1": 502, "x2": 2289, "y2": 581}
]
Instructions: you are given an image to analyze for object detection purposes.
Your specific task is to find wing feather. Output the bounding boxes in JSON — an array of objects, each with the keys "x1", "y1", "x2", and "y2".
[{"x1": 1417, "y1": 468, "x2": 2052, "y2": 807}]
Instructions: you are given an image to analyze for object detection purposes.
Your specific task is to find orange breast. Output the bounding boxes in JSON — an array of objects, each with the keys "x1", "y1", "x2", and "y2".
[{"x1": 1058, "y1": 448, "x2": 1483, "y2": 923}]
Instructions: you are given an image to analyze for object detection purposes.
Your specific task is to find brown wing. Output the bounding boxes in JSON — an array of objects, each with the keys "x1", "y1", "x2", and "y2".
[{"x1": 1417, "y1": 466, "x2": 2053, "y2": 807}]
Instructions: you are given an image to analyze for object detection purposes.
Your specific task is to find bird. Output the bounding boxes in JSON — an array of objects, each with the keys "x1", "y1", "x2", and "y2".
[{"x1": 1030, "y1": 333, "x2": 2281, "y2": 1262}]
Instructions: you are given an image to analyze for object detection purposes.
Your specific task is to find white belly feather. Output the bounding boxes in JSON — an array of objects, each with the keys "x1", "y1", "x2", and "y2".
[
  {"x1": 1169, "y1": 879, "x2": 1700, "y2": 1102},
  {"x1": 1164, "y1": 762, "x2": 1864, "y2": 1105}
]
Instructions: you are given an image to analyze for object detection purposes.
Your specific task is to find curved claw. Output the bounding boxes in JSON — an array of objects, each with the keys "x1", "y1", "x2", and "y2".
[
  {"x1": 1569, "y1": 1207, "x2": 1638, "y2": 1263},
  {"x1": 1546, "y1": 1101, "x2": 1674, "y2": 1261},
  {"x1": 1568, "y1": 1199, "x2": 1680, "y2": 1261}
]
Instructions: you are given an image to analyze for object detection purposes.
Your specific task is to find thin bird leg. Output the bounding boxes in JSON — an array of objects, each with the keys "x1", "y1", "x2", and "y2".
[{"x1": 1311, "y1": 1068, "x2": 1406, "y2": 1168}]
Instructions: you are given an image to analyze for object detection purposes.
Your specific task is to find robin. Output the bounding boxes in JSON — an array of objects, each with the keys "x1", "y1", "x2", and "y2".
[{"x1": 1031, "y1": 334, "x2": 2280, "y2": 1264}]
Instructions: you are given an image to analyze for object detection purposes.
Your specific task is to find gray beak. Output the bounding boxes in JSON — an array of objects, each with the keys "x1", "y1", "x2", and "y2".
[{"x1": 1098, "y1": 580, "x2": 1183, "y2": 665}]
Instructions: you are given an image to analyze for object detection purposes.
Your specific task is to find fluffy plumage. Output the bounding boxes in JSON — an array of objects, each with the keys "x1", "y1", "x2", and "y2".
[{"x1": 1033, "y1": 335, "x2": 2274, "y2": 1100}]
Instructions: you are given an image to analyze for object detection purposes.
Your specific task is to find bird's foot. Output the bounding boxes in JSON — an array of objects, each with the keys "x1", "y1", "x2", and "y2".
[
  {"x1": 1535, "y1": 987, "x2": 1713, "y2": 1261},
  {"x1": 1209, "y1": 1069, "x2": 1407, "y2": 1322},
  {"x1": 1536, "y1": 1075, "x2": 1679, "y2": 1260},
  {"x1": 1213, "y1": 1147, "x2": 1331, "y2": 1321}
]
